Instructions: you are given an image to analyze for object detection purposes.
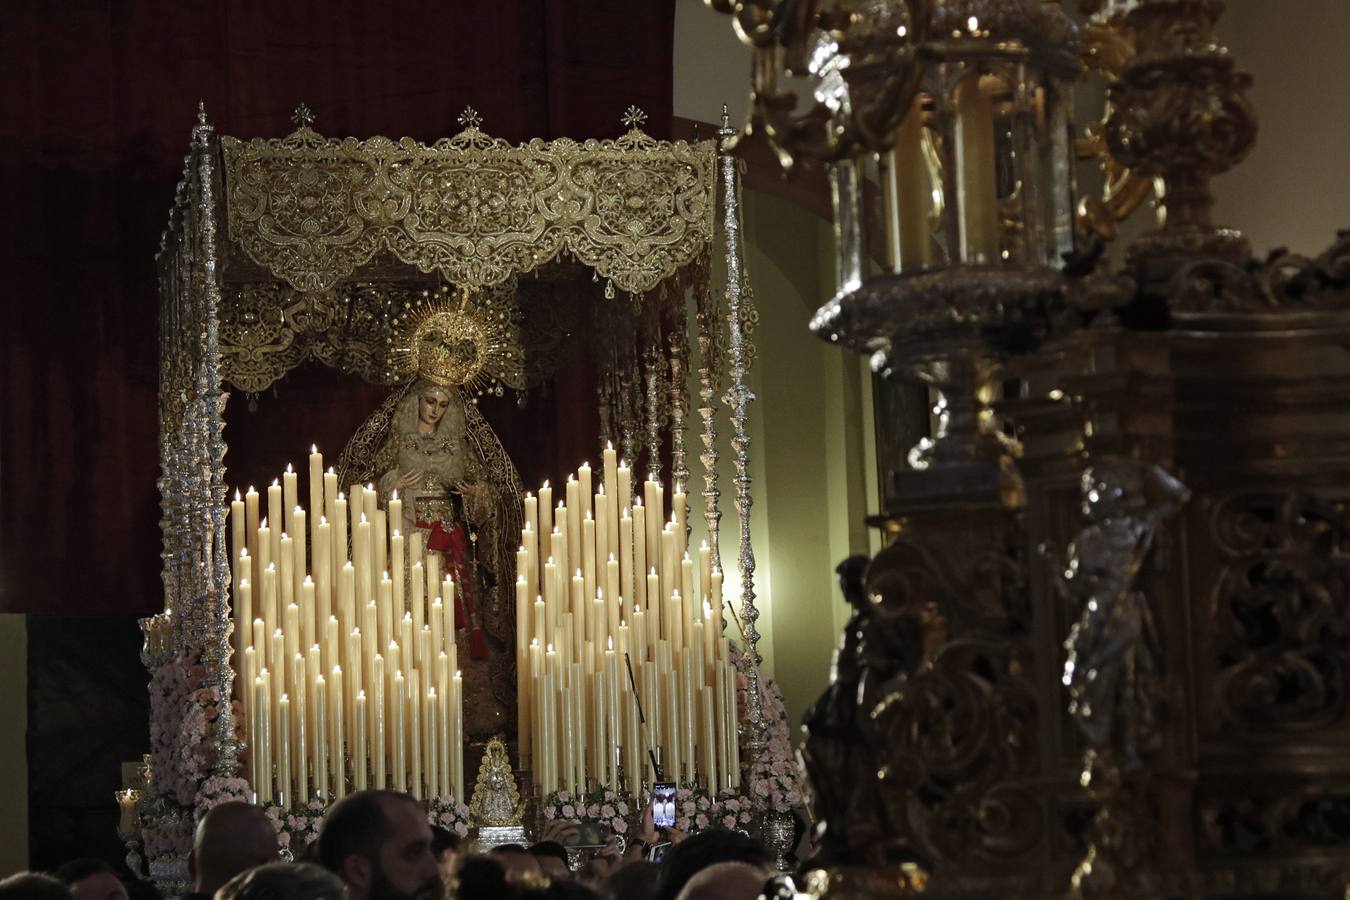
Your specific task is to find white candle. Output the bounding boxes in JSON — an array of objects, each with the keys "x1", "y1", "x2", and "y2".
[
  {"x1": 673, "y1": 484, "x2": 687, "y2": 557},
  {"x1": 566, "y1": 489, "x2": 581, "y2": 583},
  {"x1": 954, "y1": 73, "x2": 999, "y2": 263},
  {"x1": 619, "y1": 509, "x2": 634, "y2": 623},
  {"x1": 355, "y1": 514, "x2": 371, "y2": 606},
  {"x1": 372, "y1": 656, "x2": 386, "y2": 788},
  {"x1": 292, "y1": 507, "x2": 308, "y2": 624},
  {"x1": 245, "y1": 487, "x2": 261, "y2": 586},
  {"x1": 277, "y1": 694, "x2": 292, "y2": 807},
  {"x1": 334, "y1": 492, "x2": 349, "y2": 578},
  {"x1": 425, "y1": 687, "x2": 439, "y2": 800},
  {"x1": 408, "y1": 669, "x2": 422, "y2": 799},
  {"x1": 292, "y1": 655, "x2": 308, "y2": 805},
  {"x1": 701, "y1": 684, "x2": 717, "y2": 792},
  {"x1": 323, "y1": 467, "x2": 339, "y2": 544},
  {"x1": 231, "y1": 491, "x2": 246, "y2": 583},
  {"x1": 373, "y1": 507, "x2": 388, "y2": 584},
  {"x1": 606, "y1": 555, "x2": 621, "y2": 635},
  {"x1": 253, "y1": 676, "x2": 271, "y2": 803},
  {"x1": 330, "y1": 665, "x2": 345, "y2": 799},
  {"x1": 388, "y1": 492, "x2": 403, "y2": 543},
  {"x1": 538, "y1": 483, "x2": 553, "y2": 561},
  {"x1": 603, "y1": 442, "x2": 619, "y2": 535},
  {"x1": 646, "y1": 569, "x2": 660, "y2": 646},
  {"x1": 283, "y1": 464, "x2": 299, "y2": 537},
  {"x1": 279, "y1": 532, "x2": 296, "y2": 612},
  {"x1": 391, "y1": 530, "x2": 405, "y2": 624},
  {"x1": 354, "y1": 690, "x2": 368, "y2": 791},
  {"x1": 268, "y1": 480, "x2": 283, "y2": 570},
  {"x1": 313, "y1": 674, "x2": 328, "y2": 800},
  {"x1": 582, "y1": 513, "x2": 597, "y2": 605},
  {"x1": 452, "y1": 670, "x2": 464, "y2": 801}
]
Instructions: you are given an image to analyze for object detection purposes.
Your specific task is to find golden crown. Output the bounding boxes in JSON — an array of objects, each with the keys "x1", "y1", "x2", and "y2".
[{"x1": 387, "y1": 282, "x2": 524, "y2": 396}]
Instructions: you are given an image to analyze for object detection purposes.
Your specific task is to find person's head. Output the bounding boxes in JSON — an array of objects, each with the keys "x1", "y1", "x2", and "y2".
[
  {"x1": 191, "y1": 801, "x2": 280, "y2": 894},
  {"x1": 416, "y1": 385, "x2": 452, "y2": 432},
  {"x1": 317, "y1": 790, "x2": 441, "y2": 900},
  {"x1": 600, "y1": 861, "x2": 658, "y2": 900},
  {"x1": 215, "y1": 862, "x2": 346, "y2": 900},
  {"x1": 672, "y1": 862, "x2": 770, "y2": 900},
  {"x1": 0, "y1": 873, "x2": 74, "y2": 900},
  {"x1": 52, "y1": 861, "x2": 128, "y2": 900},
  {"x1": 486, "y1": 845, "x2": 543, "y2": 886},
  {"x1": 526, "y1": 842, "x2": 569, "y2": 882},
  {"x1": 651, "y1": 831, "x2": 772, "y2": 900},
  {"x1": 428, "y1": 826, "x2": 460, "y2": 879},
  {"x1": 448, "y1": 856, "x2": 508, "y2": 900}
]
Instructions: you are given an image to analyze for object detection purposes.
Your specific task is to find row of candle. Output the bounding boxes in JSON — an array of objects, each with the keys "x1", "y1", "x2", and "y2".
[
  {"x1": 229, "y1": 448, "x2": 466, "y2": 806},
  {"x1": 515, "y1": 445, "x2": 741, "y2": 798}
]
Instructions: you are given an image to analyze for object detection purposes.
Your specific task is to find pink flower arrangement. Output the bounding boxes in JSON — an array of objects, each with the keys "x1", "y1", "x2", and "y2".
[
  {"x1": 148, "y1": 654, "x2": 230, "y2": 808},
  {"x1": 141, "y1": 816, "x2": 193, "y2": 860},
  {"x1": 194, "y1": 775, "x2": 252, "y2": 819},
  {"x1": 263, "y1": 798, "x2": 328, "y2": 848},
  {"x1": 540, "y1": 788, "x2": 632, "y2": 835},
  {"x1": 427, "y1": 793, "x2": 472, "y2": 838},
  {"x1": 728, "y1": 644, "x2": 804, "y2": 815},
  {"x1": 674, "y1": 786, "x2": 756, "y2": 833}
]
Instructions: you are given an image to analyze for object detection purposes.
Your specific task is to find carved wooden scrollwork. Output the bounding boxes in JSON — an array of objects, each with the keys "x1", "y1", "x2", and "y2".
[{"x1": 1208, "y1": 492, "x2": 1350, "y2": 734}]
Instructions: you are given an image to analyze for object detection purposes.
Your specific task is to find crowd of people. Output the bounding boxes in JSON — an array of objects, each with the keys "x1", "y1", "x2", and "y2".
[{"x1": 0, "y1": 791, "x2": 785, "y2": 900}]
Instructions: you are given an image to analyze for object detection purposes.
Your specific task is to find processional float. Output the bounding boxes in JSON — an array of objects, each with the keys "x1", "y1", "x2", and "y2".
[
  {"x1": 703, "y1": 0, "x2": 1350, "y2": 897},
  {"x1": 136, "y1": 103, "x2": 800, "y2": 888}
]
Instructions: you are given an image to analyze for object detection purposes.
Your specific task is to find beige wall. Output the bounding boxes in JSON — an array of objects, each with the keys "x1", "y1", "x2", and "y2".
[
  {"x1": 0, "y1": 614, "x2": 28, "y2": 875},
  {"x1": 1215, "y1": 3, "x2": 1350, "y2": 256}
]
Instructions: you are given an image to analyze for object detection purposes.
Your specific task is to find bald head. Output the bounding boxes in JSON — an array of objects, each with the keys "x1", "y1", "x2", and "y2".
[
  {"x1": 191, "y1": 802, "x2": 279, "y2": 894},
  {"x1": 674, "y1": 862, "x2": 770, "y2": 900}
]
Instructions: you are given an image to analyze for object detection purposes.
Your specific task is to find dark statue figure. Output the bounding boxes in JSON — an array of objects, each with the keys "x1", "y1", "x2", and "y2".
[{"x1": 801, "y1": 554, "x2": 925, "y2": 867}]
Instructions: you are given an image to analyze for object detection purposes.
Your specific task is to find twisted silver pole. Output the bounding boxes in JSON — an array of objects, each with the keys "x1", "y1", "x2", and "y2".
[
  {"x1": 718, "y1": 108, "x2": 767, "y2": 756},
  {"x1": 668, "y1": 286, "x2": 691, "y2": 498},
  {"x1": 194, "y1": 104, "x2": 242, "y2": 779}
]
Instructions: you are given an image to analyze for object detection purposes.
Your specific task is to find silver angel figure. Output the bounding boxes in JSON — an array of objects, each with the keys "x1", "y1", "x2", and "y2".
[{"x1": 1060, "y1": 460, "x2": 1190, "y2": 764}]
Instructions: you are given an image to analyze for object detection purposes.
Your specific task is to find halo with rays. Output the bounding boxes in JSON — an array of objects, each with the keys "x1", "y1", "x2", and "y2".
[{"x1": 386, "y1": 281, "x2": 525, "y2": 398}]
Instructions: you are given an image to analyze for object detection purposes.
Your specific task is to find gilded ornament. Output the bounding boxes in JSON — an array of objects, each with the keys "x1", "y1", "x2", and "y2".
[{"x1": 468, "y1": 736, "x2": 526, "y2": 827}]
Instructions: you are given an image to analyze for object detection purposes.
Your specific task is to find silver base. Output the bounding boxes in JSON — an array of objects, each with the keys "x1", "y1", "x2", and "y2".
[{"x1": 474, "y1": 825, "x2": 528, "y2": 851}]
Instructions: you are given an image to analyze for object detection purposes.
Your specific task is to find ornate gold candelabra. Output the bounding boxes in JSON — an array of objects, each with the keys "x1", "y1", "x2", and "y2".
[{"x1": 711, "y1": 1, "x2": 1350, "y2": 897}]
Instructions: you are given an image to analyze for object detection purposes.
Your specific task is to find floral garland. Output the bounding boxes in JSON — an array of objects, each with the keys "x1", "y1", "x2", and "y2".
[
  {"x1": 148, "y1": 653, "x2": 230, "y2": 809},
  {"x1": 672, "y1": 786, "x2": 756, "y2": 833},
  {"x1": 194, "y1": 775, "x2": 253, "y2": 818},
  {"x1": 263, "y1": 798, "x2": 327, "y2": 850},
  {"x1": 539, "y1": 786, "x2": 757, "y2": 836},
  {"x1": 541, "y1": 788, "x2": 633, "y2": 835},
  {"x1": 427, "y1": 793, "x2": 472, "y2": 838},
  {"x1": 141, "y1": 814, "x2": 193, "y2": 861},
  {"x1": 729, "y1": 643, "x2": 804, "y2": 814}
]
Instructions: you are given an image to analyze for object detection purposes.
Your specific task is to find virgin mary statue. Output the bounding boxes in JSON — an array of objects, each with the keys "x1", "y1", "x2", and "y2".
[{"x1": 337, "y1": 291, "x2": 525, "y2": 739}]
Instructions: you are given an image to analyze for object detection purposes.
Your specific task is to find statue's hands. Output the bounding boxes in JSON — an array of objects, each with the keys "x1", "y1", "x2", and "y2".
[
  {"x1": 394, "y1": 469, "x2": 421, "y2": 491},
  {"x1": 455, "y1": 481, "x2": 492, "y2": 523}
]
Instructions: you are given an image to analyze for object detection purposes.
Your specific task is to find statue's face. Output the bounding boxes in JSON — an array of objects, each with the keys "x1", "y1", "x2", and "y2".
[{"x1": 418, "y1": 389, "x2": 451, "y2": 428}]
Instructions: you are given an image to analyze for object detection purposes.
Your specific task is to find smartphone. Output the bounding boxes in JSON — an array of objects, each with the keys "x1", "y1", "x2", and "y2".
[
  {"x1": 652, "y1": 781, "x2": 677, "y2": 830},
  {"x1": 646, "y1": 840, "x2": 672, "y2": 864}
]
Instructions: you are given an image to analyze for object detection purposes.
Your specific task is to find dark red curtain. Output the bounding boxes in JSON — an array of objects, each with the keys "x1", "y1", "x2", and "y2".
[{"x1": 0, "y1": 1, "x2": 675, "y2": 614}]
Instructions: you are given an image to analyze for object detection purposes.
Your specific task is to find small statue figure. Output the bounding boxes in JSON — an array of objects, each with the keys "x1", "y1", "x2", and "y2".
[
  {"x1": 468, "y1": 736, "x2": 526, "y2": 828},
  {"x1": 802, "y1": 554, "x2": 925, "y2": 866},
  {"x1": 1060, "y1": 460, "x2": 1189, "y2": 763}
]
